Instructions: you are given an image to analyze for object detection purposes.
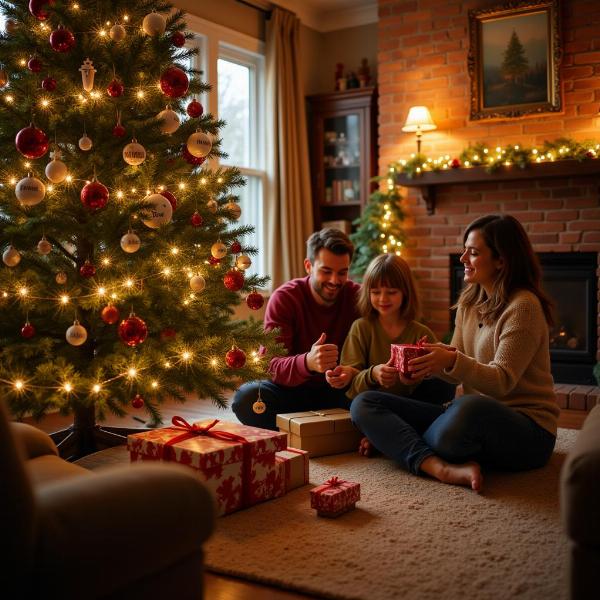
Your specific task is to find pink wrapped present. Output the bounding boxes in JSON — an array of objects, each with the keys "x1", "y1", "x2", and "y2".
[
  {"x1": 310, "y1": 476, "x2": 360, "y2": 518},
  {"x1": 127, "y1": 417, "x2": 287, "y2": 515},
  {"x1": 276, "y1": 447, "x2": 309, "y2": 492},
  {"x1": 391, "y1": 339, "x2": 428, "y2": 378}
]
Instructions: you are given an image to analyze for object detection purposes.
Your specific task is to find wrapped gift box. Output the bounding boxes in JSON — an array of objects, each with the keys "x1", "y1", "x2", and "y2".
[
  {"x1": 128, "y1": 418, "x2": 287, "y2": 515},
  {"x1": 276, "y1": 409, "x2": 362, "y2": 458},
  {"x1": 275, "y1": 447, "x2": 309, "y2": 492},
  {"x1": 310, "y1": 477, "x2": 360, "y2": 517},
  {"x1": 391, "y1": 343, "x2": 428, "y2": 378}
]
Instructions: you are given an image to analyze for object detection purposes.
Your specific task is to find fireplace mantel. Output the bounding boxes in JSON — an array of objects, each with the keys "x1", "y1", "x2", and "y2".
[{"x1": 396, "y1": 158, "x2": 600, "y2": 215}]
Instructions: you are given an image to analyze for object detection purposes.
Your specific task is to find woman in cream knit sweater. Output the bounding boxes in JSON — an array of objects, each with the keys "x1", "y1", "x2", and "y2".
[{"x1": 350, "y1": 214, "x2": 559, "y2": 492}]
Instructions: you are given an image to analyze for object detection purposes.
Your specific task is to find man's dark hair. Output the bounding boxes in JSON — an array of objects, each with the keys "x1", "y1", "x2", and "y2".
[{"x1": 306, "y1": 228, "x2": 354, "y2": 263}]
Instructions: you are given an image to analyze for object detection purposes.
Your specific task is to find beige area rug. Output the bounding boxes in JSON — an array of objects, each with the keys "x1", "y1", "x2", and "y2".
[{"x1": 204, "y1": 428, "x2": 577, "y2": 600}]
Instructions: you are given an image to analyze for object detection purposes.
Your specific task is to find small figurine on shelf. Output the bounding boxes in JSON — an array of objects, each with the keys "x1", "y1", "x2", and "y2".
[
  {"x1": 358, "y1": 58, "x2": 371, "y2": 88},
  {"x1": 347, "y1": 71, "x2": 360, "y2": 89},
  {"x1": 335, "y1": 62, "x2": 345, "y2": 91}
]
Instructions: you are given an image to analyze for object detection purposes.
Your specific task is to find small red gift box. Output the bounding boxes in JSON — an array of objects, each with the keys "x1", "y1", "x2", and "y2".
[
  {"x1": 391, "y1": 342, "x2": 428, "y2": 378},
  {"x1": 310, "y1": 476, "x2": 360, "y2": 518},
  {"x1": 127, "y1": 417, "x2": 287, "y2": 515},
  {"x1": 276, "y1": 447, "x2": 309, "y2": 492}
]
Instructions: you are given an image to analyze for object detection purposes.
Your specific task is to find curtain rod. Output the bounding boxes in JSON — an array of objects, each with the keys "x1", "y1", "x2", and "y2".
[{"x1": 236, "y1": 0, "x2": 272, "y2": 18}]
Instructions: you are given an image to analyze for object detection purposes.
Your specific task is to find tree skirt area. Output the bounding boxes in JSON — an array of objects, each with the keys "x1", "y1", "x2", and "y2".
[{"x1": 204, "y1": 428, "x2": 577, "y2": 600}]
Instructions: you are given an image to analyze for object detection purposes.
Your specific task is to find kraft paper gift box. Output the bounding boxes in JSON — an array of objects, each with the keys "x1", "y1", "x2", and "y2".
[
  {"x1": 127, "y1": 417, "x2": 287, "y2": 515},
  {"x1": 276, "y1": 408, "x2": 362, "y2": 458},
  {"x1": 275, "y1": 447, "x2": 309, "y2": 492},
  {"x1": 310, "y1": 476, "x2": 361, "y2": 518}
]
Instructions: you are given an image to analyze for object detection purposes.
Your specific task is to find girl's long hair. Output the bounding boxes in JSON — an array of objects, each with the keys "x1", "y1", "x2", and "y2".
[{"x1": 457, "y1": 214, "x2": 554, "y2": 326}]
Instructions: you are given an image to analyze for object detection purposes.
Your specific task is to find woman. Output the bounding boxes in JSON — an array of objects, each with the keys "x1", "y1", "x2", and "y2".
[{"x1": 350, "y1": 215, "x2": 559, "y2": 491}]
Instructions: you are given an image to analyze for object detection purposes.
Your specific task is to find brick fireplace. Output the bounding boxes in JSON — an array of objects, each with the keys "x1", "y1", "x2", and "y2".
[{"x1": 377, "y1": 0, "x2": 600, "y2": 384}]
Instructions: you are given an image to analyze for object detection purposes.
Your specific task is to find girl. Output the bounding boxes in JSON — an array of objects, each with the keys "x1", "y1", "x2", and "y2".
[
  {"x1": 326, "y1": 254, "x2": 455, "y2": 454},
  {"x1": 350, "y1": 215, "x2": 559, "y2": 491}
]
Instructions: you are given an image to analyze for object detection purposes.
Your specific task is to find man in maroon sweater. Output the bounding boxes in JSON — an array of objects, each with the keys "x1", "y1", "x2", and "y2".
[{"x1": 232, "y1": 228, "x2": 361, "y2": 429}]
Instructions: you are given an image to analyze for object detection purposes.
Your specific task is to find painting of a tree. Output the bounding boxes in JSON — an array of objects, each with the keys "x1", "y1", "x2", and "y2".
[{"x1": 501, "y1": 31, "x2": 529, "y2": 83}]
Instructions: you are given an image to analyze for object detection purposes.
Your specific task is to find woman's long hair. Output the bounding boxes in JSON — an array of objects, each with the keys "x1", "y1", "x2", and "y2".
[{"x1": 457, "y1": 214, "x2": 554, "y2": 326}]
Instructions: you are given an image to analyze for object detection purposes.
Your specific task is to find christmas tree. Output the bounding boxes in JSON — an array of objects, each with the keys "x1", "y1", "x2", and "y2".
[{"x1": 0, "y1": 0, "x2": 279, "y2": 456}]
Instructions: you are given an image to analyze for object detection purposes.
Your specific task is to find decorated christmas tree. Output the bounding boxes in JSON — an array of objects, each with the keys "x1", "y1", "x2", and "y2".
[{"x1": 0, "y1": 0, "x2": 278, "y2": 456}]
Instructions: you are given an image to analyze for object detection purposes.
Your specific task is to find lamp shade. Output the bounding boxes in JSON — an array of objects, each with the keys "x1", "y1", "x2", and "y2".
[{"x1": 402, "y1": 106, "x2": 437, "y2": 132}]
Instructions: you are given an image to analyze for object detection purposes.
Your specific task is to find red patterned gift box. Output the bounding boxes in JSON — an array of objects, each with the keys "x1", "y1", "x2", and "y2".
[
  {"x1": 310, "y1": 476, "x2": 360, "y2": 518},
  {"x1": 127, "y1": 417, "x2": 287, "y2": 515},
  {"x1": 391, "y1": 341, "x2": 428, "y2": 379},
  {"x1": 275, "y1": 447, "x2": 309, "y2": 492}
]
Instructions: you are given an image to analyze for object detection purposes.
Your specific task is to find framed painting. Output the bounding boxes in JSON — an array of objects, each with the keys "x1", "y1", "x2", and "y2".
[{"x1": 468, "y1": 0, "x2": 562, "y2": 120}]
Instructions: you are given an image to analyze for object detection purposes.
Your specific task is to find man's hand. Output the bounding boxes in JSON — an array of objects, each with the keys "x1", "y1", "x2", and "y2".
[
  {"x1": 305, "y1": 332, "x2": 339, "y2": 373},
  {"x1": 325, "y1": 365, "x2": 358, "y2": 389},
  {"x1": 372, "y1": 357, "x2": 399, "y2": 388}
]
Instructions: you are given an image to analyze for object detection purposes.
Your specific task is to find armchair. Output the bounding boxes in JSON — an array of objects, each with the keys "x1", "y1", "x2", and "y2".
[{"x1": 1, "y1": 401, "x2": 216, "y2": 599}]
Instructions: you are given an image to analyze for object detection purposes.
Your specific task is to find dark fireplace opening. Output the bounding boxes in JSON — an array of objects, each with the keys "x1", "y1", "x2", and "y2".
[{"x1": 449, "y1": 252, "x2": 598, "y2": 385}]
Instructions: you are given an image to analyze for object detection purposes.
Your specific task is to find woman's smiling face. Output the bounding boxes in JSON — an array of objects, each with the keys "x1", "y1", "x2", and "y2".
[{"x1": 460, "y1": 229, "x2": 503, "y2": 293}]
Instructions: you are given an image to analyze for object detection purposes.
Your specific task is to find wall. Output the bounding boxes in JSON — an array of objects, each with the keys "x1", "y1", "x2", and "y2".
[{"x1": 377, "y1": 0, "x2": 600, "y2": 368}]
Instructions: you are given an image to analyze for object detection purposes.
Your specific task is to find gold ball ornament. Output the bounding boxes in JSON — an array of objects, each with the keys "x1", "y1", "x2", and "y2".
[
  {"x1": 157, "y1": 106, "x2": 180, "y2": 134},
  {"x1": 120, "y1": 231, "x2": 141, "y2": 253},
  {"x1": 123, "y1": 139, "x2": 146, "y2": 166},
  {"x1": 206, "y1": 199, "x2": 218, "y2": 213},
  {"x1": 186, "y1": 131, "x2": 212, "y2": 158},
  {"x1": 55, "y1": 271, "x2": 67, "y2": 284},
  {"x1": 190, "y1": 275, "x2": 206, "y2": 292},
  {"x1": 45, "y1": 157, "x2": 68, "y2": 183},
  {"x1": 235, "y1": 254, "x2": 252, "y2": 270},
  {"x1": 211, "y1": 242, "x2": 228, "y2": 259},
  {"x1": 2, "y1": 245, "x2": 21, "y2": 267},
  {"x1": 142, "y1": 12, "x2": 166, "y2": 36},
  {"x1": 78, "y1": 134, "x2": 92, "y2": 151},
  {"x1": 15, "y1": 175, "x2": 46, "y2": 206},
  {"x1": 109, "y1": 23, "x2": 126, "y2": 42},
  {"x1": 224, "y1": 200, "x2": 242, "y2": 220},
  {"x1": 37, "y1": 237, "x2": 52, "y2": 255},
  {"x1": 66, "y1": 320, "x2": 88, "y2": 346},
  {"x1": 141, "y1": 193, "x2": 173, "y2": 228}
]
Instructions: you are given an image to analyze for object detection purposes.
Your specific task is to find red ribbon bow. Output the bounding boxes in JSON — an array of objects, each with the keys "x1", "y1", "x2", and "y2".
[
  {"x1": 167, "y1": 416, "x2": 248, "y2": 447},
  {"x1": 325, "y1": 476, "x2": 345, "y2": 487}
]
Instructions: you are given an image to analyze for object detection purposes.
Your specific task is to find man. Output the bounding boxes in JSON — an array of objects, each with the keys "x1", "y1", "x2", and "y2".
[{"x1": 232, "y1": 228, "x2": 360, "y2": 429}]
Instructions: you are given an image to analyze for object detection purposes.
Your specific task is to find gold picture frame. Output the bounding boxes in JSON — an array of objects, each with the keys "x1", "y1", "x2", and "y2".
[{"x1": 468, "y1": 0, "x2": 562, "y2": 120}]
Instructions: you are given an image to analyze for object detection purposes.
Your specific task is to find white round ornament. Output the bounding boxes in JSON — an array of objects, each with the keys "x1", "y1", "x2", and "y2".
[
  {"x1": 66, "y1": 320, "x2": 87, "y2": 346},
  {"x1": 37, "y1": 237, "x2": 52, "y2": 255},
  {"x1": 78, "y1": 134, "x2": 92, "y2": 151},
  {"x1": 157, "y1": 106, "x2": 180, "y2": 134},
  {"x1": 235, "y1": 254, "x2": 252, "y2": 270},
  {"x1": 211, "y1": 242, "x2": 227, "y2": 259},
  {"x1": 123, "y1": 139, "x2": 146, "y2": 166},
  {"x1": 142, "y1": 12, "x2": 166, "y2": 36},
  {"x1": 186, "y1": 131, "x2": 212, "y2": 158},
  {"x1": 206, "y1": 199, "x2": 218, "y2": 213},
  {"x1": 141, "y1": 193, "x2": 173, "y2": 228},
  {"x1": 55, "y1": 271, "x2": 67, "y2": 284},
  {"x1": 2, "y1": 245, "x2": 21, "y2": 267},
  {"x1": 120, "y1": 231, "x2": 141, "y2": 253},
  {"x1": 225, "y1": 200, "x2": 242, "y2": 220},
  {"x1": 45, "y1": 157, "x2": 68, "y2": 183},
  {"x1": 190, "y1": 275, "x2": 206, "y2": 292},
  {"x1": 15, "y1": 175, "x2": 46, "y2": 206},
  {"x1": 109, "y1": 24, "x2": 126, "y2": 41}
]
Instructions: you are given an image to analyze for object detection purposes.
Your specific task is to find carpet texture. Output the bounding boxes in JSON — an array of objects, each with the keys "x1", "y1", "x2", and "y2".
[{"x1": 204, "y1": 428, "x2": 577, "y2": 600}]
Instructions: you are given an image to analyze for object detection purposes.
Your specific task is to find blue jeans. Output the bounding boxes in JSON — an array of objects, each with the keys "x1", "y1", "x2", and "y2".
[
  {"x1": 350, "y1": 392, "x2": 556, "y2": 475},
  {"x1": 232, "y1": 380, "x2": 350, "y2": 430}
]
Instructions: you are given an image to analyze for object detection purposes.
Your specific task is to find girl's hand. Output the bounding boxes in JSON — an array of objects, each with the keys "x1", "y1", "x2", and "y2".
[
  {"x1": 325, "y1": 365, "x2": 358, "y2": 389},
  {"x1": 409, "y1": 342, "x2": 457, "y2": 378},
  {"x1": 372, "y1": 357, "x2": 398, "y2": 388}
]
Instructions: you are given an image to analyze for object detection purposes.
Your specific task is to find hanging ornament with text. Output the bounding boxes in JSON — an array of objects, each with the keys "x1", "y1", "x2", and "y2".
[
  {"x1": 123, "y1": 139, "x2": 146, "y2": 165},
  {"x1": 15, "y1": 174, "x2": 46, "y2": 207},
  {"x1": 141, "y1": 193, "x2": 173, "y2": 228},
  {"x1": 66, "y1": 320, "x2": 87, "y2": 346},
  {"x1": 186, "y1": 131, "x2": 212, "y2": 158},
  {"x1": 120, "y1": 231, "x2": 141, "y2": 253}
]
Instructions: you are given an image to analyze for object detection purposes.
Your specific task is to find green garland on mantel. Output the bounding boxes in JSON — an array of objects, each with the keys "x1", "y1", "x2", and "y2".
[{"x1": 393, "y1": 137, "x2": 600, "y2": 178}]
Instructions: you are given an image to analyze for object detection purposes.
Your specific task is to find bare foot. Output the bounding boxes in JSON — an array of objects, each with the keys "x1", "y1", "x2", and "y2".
[
  {"x1": 420, "y1": 456, "x2": 483, "y2": 492},
  {"x1": 358, "y1": 436, "x2": 380, "y2": 457}
]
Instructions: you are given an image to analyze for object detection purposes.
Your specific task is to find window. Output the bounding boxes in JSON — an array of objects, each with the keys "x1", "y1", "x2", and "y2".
[{"x1": 185, "y1": 16, "x2": 266, "y2": 281}]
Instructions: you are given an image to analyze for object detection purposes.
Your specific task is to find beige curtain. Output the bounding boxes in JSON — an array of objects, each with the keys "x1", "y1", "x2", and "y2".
[{"x1": 265, "y1": 7, "x2": 313, "y2": 288}]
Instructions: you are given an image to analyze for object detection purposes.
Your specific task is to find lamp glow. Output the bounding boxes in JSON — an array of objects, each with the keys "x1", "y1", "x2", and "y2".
[{"x1": 402, "y1": 106, "x2": 437, "y2": 154}]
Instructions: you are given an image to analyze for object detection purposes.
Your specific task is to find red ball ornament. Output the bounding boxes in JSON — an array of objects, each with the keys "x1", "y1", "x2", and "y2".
[
  {"x1": 585, "y1": 150, "x2": 595, "y2": 159},
  {"x1": 246, "y1": 291, "x2": 264, "y2": 311},
  {"x1": 190, "y1": 211, "x2": 203, "y2": 227},
  {"x1": 15, "y1": 124, "x2": 50, "y2": 159},
  {"x1": 81, "y1": 180, "x2": 109, "y2": 211},
  {"x1": 160, "y1": 190, "x2": 177, "y2": 211},
  {"x1": 112, "y1": 123, "x2": 126, "y2": 137},
  {"x1": 171, "y1": 31, "x2": 186, "y2": 47},
  {"x1": 79, "y1": 260, "x2": 96, "y2": 278},
  {"x1": 450, "y1": 158, "x2": 461, "y2": 169},
  {"x1": 182, "y1": 145, "x2": 206, "y2": 165},
  {"x1": 160, "y1": 327, "x2": 177, "y2": 341},
  {"x1": 225, "y1": 346, "x2": 246, "y2": 369},
  {"x1": 49, "y1": 26, "x2": 75, "y2": 52},
  {"x1": 208, "y1": 256, "x2": 221, "y2": 266},
  {"x1": 21, "y1": 322, "x2": 36, "y2": 339},
  {"x1": 28, "y1": 57, "x2": 42, "y2": 72},
  {"x1": 29, "y1": 0, "x2": 54, "y2": 20},
  {"x1": 230, "y1": 240, "x2": 242, "y2": 254},
  {"x1": 41, "y1": 76, "x2": 56, "y2": 91},
  {"x1": 131, "y1": 394, "x2": 144, "y2": 409},
  {"x1": 224, "y1": 269, "x2": 244, "y2": 291},
  {"x1": 118, "y1": 315, "x2": 148, "y2": 347},
  {"x1": 101, "y1": 304, "x2": 120, "y2": 325},
  {"x1": 107, "y1": 78, "x2": 124, "y2": 97},
  {"x1": 160, "y1": 66, "x2": 189, "y2": 98},
  {"x1": 186, "y1": 99, "x2": 204, "y2": 118}
]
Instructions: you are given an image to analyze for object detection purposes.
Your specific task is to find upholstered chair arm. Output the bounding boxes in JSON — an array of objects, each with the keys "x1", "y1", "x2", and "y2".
[
  {"x1": 33, "y1": 461, "x2": 216, "y2": 598},
  {"x1": 11, "y1": 422, "x2": 58, "y2": 459}
]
